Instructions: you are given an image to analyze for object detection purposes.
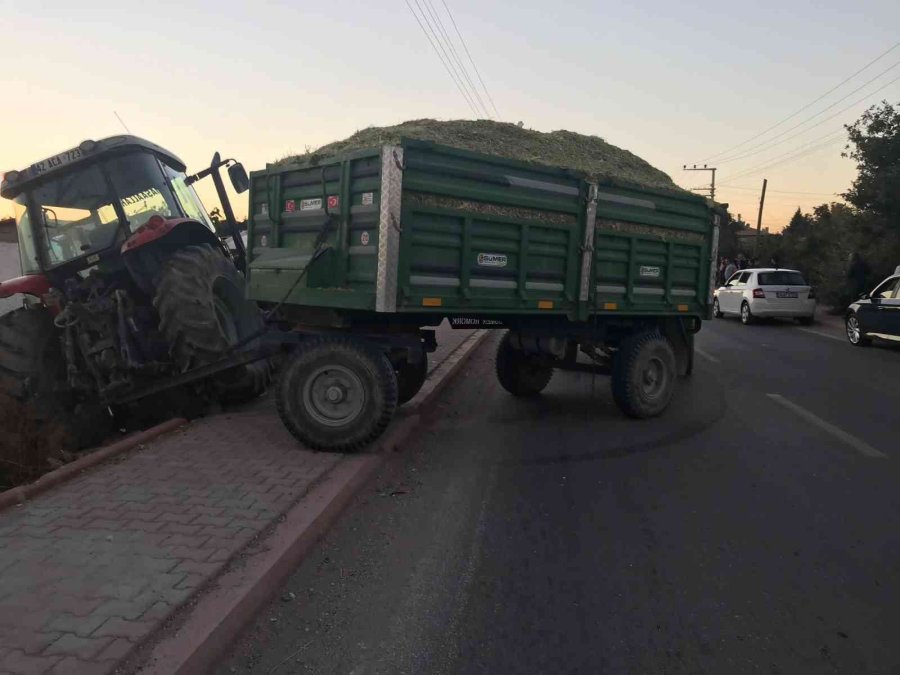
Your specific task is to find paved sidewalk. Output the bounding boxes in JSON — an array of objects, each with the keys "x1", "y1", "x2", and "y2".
[{"x1": 0, "y1": 324, "x2": 476, "y2": 675}]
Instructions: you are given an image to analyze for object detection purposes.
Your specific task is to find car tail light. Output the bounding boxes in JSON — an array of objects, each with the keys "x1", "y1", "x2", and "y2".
[
  {"x1": 808, "y1": 287, "x2": 817, "y2": 299},
  {"x1": 752, "y1": 288, "x2": 765, "y2": 298}
]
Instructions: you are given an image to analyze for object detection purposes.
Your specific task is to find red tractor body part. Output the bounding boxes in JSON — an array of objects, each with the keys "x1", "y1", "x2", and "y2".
[
  {"x1": 122, "y1": 215, "x2": 206, "y2": 253},
  {"x1": 0, "y1": 274, "x2": 52, "y2": 299}
]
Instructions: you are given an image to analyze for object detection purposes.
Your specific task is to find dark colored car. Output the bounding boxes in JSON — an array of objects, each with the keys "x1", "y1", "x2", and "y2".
[{"x1": 846, "y1": 268, "x2": 900, "y2": 346}]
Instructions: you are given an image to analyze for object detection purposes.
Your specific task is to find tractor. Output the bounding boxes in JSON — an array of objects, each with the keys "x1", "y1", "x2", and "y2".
[{"x1": 0, "y1": 135, "x2": 269, "y2": 448}]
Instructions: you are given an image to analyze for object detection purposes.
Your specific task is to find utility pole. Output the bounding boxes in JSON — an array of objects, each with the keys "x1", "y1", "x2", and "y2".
[
  {"x1": 754, "y1": 178, "x2": 768, "y2": 258},
  {"x1": 683, "y1": 164, "x2": 717, "y2": 202}
]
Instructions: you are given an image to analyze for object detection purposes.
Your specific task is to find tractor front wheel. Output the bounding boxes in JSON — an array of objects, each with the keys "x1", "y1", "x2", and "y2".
[{"x1": 154, "y1": 244, "x2": 270, "y2": 404}]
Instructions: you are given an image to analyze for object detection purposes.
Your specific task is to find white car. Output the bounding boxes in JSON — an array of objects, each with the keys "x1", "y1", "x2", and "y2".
[{"x1": 713, "y1": 268, "x2": 816, "y2": 325}]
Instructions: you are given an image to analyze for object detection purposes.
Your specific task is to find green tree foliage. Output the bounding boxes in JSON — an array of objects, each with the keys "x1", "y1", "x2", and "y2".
[
  {"x1": 728, "y1": 101, "x2": 900, "y2": 310},
  {"x1": 844, "y1": 101, "x2": 900, "y2": 221}
]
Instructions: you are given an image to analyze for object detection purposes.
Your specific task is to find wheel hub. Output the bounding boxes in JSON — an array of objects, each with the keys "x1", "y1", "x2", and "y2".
[
  {"x1": 302, "y1": 365, "x2": 366, "y2": 427},
  {"x1": 640, "y1": 357, "x2": 666, "y2": 399},
  {"x1": 847, "y1": 317, "x2": 860, "y2": 343}
]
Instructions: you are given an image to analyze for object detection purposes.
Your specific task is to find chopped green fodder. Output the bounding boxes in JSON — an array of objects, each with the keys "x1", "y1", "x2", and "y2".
[{"x1": 277, "y1": 119, "x2": 681, "y2": 192}]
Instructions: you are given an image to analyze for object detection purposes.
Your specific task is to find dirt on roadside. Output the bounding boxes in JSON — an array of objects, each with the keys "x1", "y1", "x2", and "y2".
[{"x1": 0, "y1": 392, "x2": 71, "y2": 490}]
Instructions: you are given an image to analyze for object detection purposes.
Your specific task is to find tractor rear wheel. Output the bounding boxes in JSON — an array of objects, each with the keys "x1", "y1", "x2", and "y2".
[
  {"x1": 0, "y1": 307, "x2": 111, "y2": 451},
  {"x1": 154, "y1": 244, "x2": 270, "y2": 404}
]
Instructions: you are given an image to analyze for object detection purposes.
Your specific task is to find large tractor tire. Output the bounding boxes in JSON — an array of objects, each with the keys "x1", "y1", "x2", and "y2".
[
  {"x1": 154, "y1": 244, "x2": 270, "y2": 404},
  {"x1": 611, "y1": 330, "x2": 677, "y2": 419},
  {"x1": 276, "y1": 336, "x2": 398, "y2": 452},
  {"x1": 495, "y1": 331, "x2": 553, "y2": 397},
  {"x1": 0, "y1": 307, "x2": 110, "y2": 450}
]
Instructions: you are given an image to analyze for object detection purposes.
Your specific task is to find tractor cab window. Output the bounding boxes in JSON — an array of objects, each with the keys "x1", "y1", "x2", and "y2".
[
  {"x1": 103, "y1": 152, "x2": 180, "y2": 229},
  {"x1": 13, "y1": 150, "x2": 188, "y2": 270},
  {"x1": 15, "y1": 163, "x2": 121, "y2": 268},
  {"x1": 160, "y1": 162, "x2": 214, "y2": 229}
]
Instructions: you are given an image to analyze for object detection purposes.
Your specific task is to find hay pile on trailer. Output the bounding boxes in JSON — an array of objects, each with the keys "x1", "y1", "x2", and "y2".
[{"x1": 279, "y1": 119, "x2": 681, "y2": 192}]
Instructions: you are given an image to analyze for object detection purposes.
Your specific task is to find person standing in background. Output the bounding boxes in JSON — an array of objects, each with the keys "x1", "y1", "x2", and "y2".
[{"x1": 724, "y1": 258, "x2": 737, "y2": 282}]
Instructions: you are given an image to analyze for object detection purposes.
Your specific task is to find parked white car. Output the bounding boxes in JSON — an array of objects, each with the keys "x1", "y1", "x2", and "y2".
[{"x1": 713, "y1": 268, "x2": 816, "y2": 325}]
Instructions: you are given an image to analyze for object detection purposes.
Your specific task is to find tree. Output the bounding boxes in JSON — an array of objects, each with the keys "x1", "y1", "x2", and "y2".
[
  {"x1": 783, "y1": 208, "x2": 812, "y2": 237},
  {"x1": 843, "y1": 101, "x2": 900, "y2": 222}
]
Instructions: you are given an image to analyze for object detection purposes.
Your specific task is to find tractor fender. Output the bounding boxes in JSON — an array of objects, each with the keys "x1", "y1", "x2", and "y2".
[
  {"x1": 121, "y1": 216, "x2": 231, "y2": 294},
  {"x1": 0, "y1": 273, "x2": 52, "y2": 299}
]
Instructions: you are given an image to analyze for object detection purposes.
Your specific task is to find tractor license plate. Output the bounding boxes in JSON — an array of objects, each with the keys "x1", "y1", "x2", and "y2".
[{"x1": 776, "y1": 291, "x2": 798, "y2": 298}]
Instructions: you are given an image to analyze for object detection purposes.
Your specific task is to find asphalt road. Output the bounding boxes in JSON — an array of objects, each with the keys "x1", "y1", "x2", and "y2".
[{"x1": 219, "y1": 316, "x2": 900, "y2": 675}]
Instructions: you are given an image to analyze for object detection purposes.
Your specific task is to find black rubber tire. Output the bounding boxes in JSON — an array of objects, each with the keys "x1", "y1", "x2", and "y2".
[
  {"x1": 276, "y1": 336, "x2": 398, "y2": 452},
  {"x1": 396, "y1": 354, "x2": 428, "y2": 405},
  {"x1": 153, "y1": 244, "x2": 270, "y2": 404},
  {"x1": 495, "y1": 332, "x2": 553, "y2": 397},
  {"x1": 611, "y1": 331, "x2": 677, "y2": 419},
  {"x1": 845, "y1": 312, "x2": 871, "y2": 347},
  {"x1": 0, "y1": 307, "x2": 111, "y2": 450},
  {"x1": 713, "y1": 297, "x2": 723, "y2": 318},
  {"x1": 740, "y1": 301, "x2": 754, "y2": 325}
]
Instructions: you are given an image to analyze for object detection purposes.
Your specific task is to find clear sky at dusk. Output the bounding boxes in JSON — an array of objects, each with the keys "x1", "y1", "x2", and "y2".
[{"x1": 2, "y1": 0, "x2": 899, "y2": 231}]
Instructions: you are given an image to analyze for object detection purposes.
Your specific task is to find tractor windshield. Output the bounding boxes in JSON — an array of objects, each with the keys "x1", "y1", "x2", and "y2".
[{"x1": 13, "y1": 150, "x2": 195, "y2": 271}]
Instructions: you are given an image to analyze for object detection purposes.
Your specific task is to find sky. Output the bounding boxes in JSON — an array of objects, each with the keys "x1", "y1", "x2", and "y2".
[{"x1": 2, "y1": 0, "x2": 899, "y2": 232}]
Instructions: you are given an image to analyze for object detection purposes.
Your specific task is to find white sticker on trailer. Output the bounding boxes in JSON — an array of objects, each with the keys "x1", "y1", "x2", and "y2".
[
  {"x1": 477, "y1": 253, "x2": 507, "y2": 267},
  {"x1": 639, "y1": 265, "x2": 661, "y2": 278},
  {"x1": 361, "y1": 192, "x2": 374, "y2": 206},
  {"x1": 300, "y1": 198, "x2": 322, "y2": 211}
]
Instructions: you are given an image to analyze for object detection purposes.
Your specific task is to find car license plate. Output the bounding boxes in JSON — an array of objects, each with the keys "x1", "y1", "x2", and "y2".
[{"x1": 776, "y1": 291, "x2": 798, "y2": 298}]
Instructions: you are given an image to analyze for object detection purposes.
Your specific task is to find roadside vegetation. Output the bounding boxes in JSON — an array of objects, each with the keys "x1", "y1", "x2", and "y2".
[{"x1": 720, "y1": 101, "x2": 900, "y2": 309}]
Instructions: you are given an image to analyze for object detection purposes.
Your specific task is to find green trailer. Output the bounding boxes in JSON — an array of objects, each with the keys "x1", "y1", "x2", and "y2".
[{"x1": 246, "y1": 139, "x2": 720, "y2": 450}]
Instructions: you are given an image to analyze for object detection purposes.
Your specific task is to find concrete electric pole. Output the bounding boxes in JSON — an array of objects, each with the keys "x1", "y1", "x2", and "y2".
[
  {"x1": 754, "y1": 178, "x2": 768, "y2": 257},
  {"x1": 683, "y1": 164, "x2": 717, "y2": 202}
]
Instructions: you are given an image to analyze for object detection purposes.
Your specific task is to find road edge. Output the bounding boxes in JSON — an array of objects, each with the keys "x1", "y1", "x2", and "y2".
[{"x1": 136, "y1": 329, "x2": 490, "y2": 674}]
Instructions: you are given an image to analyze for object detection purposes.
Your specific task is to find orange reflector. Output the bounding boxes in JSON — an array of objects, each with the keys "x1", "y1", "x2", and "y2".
[
  {"x1": 538, "y1": 300, "x2": 553, "y2": 310},
  {"x1": 677, "y1": 304, "x2": 689, "y2": 312},
  {"x1": 422, "y1": 297, "x2": 442, "y2": 307},
  {"x1": 603, "y1": 302, "x2": 617, "y2": 310}
]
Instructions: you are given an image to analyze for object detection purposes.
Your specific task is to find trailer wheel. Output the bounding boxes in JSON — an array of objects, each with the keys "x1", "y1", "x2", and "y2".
[
  {"x1": 276, "y1": 336, "x2": 398, "y2": 452},
  {"x1": 154, "y1": 244, "x2": 270, "y2": 404},
  {"x1": 495, "y1": 332, "x2": 553, "y2": 397},
  {"x1": 396, "y1": 354, "x2": 428, "y2": 405},
  {"x1": 0, "y1": 307, "x2": 111, "y2": 450},
  {"x1": 611, "y1": 331, "x2": 676, "y2": 419}
]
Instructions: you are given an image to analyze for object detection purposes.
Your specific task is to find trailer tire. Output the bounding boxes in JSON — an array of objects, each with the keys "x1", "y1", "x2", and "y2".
[
  {"x1": 396, "y1": 354, "x2": 428, "y2": 405},
  {"x1": 154, "y1": 244, "x2": 270, "y2": 404},
  {"x1": 276, "y1": 336, "x2": 398, "y2": 452},
  {"x1": 495, "y1": 332, "x2": 553, "y2": 397},
  {"x1": 611, "y1": 331, "x2": 676, "y2": 419},
  {"x1": 0, "y1": 307, "x2": 110, "y2": 450}
]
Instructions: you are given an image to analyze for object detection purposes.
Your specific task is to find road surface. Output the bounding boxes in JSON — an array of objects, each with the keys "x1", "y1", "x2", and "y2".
[{"x1": 219, "y1": 317, "x2": 900, "y2": 675}]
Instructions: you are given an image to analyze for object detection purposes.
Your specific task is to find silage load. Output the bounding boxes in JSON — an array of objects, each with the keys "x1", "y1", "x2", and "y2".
[{"x1": 279, "y1": 119, "x2": 680, "y2": 192}]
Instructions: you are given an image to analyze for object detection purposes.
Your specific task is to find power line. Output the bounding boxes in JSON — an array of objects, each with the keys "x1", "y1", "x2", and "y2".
[
  {"x1": 411, "y1": 0, "x2": 483, "y2": 115},
  {"x1": 725, "y1": 132, "x2": 846, "y2": 183},
  {"x1": 699, "y1": 40, "x2": 900, "y2": 163},
  {"x1": 404, "y1": 0, "x2": 480, "y2": 116},
  {"x1": 440, "y1": 0, "x2": 500, "y2": 118},
  {"x1": 717, "y1": 184, "x2": 840, "y2": 196},
  {"x1": 716, "y1": 70, "x2": 900, "y2": 184},
  {"x1": 421, "y1": 0, "x2": 491, "y2": 118},
  {"x1": 716, "y1": 58, "x2": 900, "y2": 164}
]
